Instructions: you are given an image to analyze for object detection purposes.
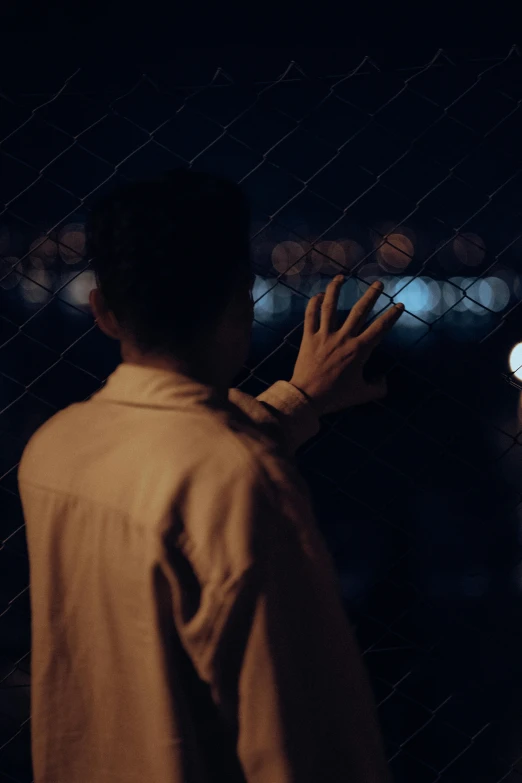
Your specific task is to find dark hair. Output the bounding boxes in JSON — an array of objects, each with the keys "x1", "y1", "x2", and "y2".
[{"x1": 86, "y1": 169, "x2": 251, "y2": 358}]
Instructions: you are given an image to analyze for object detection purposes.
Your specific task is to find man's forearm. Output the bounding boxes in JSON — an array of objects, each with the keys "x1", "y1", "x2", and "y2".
[{"x1": 228, "y1": 380, "x2": 321, "y2": 457}]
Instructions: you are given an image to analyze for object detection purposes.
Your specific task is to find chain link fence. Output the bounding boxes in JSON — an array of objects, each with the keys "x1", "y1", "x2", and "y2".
[{"x1": 3, "y1": 48, "x2": 522, "y2": 781}]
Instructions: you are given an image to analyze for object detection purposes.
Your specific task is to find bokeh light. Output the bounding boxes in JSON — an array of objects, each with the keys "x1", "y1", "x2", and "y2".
[
  {"x1": 61, "y1": 270, "x2": 96, "y2": 308},
  {"x1": 378, "y1": 233, "x2": 414, "y2": 271},
  {"x1": 467, "y1": 276, "x2": 511, "y2": 313},
  {"x1": 303, "y1": 239, "x2": 327, "y2": 275},
  {"x1": 442, "y1": 279, "x2": 463, "y2": 311},
  {"x1": 447, "y1": 276, "x2": 511, "y2": 314},
  {"x1": 461, "y1": 278, "x2": 484, "y2": 314},
  {"x1": 486, "y1": 277, "x2": 510, "y2": 312},
  {"x1": 357, "y1": 264, "x2": 383, "y2": 287},
  {"x1": 252, "y1": 276, "x2": 291, "y2": 318},
  {"x1": 422, "y1": 276, "x2": 442, "y2": 312},
  {"x1": 338, "y1": 239, "x2": 366, "y2": 271},
  {"x1": 391, "y1": 276, "x2": 430, "y2": 315},
  {"x1": 20, "y1": 270, "x2": 53, "y2": 304},
  {"x1": 58, "y1": 223, "x2": 86, "y2": 265},
  {"x1": 29, "y1": 235, "x2": 58, "y2": 266},
  {"x1": 263, "y1": 234, "x2": 512, "y2": 330},
  {"x1": 271, "y1": 241, "x2": 306, "y2": 276},
  {"x1": 453, "y1": 232, "x2": 486, "y2": 267},
  {"x1": 314, "y1": 240, "x2": 347, "y2": 275},
  {"x1": 509, "y1": 343, "x2": 522, "y2": 381},
  {"x1": 454, "y1": 277, "x2": 477, "y2": 313}
]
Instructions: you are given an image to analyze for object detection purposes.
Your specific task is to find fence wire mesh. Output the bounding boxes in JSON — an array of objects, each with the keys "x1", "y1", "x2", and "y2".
[{"x1": 3, "y1": 48, "x2": 522, "y2": 782}]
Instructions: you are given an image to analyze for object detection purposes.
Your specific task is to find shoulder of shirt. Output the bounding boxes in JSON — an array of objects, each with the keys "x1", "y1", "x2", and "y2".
[
  {"x1": 203, "y1": 415, "x2": 312, "y2": 525},
  {"x1": 18, "y1": 391, "x2": 305, "y2": 509}
]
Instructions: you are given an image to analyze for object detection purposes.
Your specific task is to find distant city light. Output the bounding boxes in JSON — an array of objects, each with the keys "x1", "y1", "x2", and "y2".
[
  {"x1": 29, "y1": 235, "x2": 58, "y2": 265},
  {"x1": 20, "y1": 270, "x2": 53, "y2": 303},
  {"x1": 463, "y1": 278, "x2": 486, "y2": 314},
  {"x1": 338, "y1": 239, "x2": 366, "y2": 270},
  {"x1": 304, "y1": 240, "x2": 328, "y2": 274},
  {"x1": 378, "y1": 233, "x2": 414, "y2": 271},
  {"x1": 252, "y1": 275, "x2": 291, "y2": 317},
  {"x1": 60, "y1": 270, "x2": 96, "y2": 307},
  {"x1": 391, "y1": 276, "x2": 430, "y2": 314},
  {"x1": 314, "y1": 240, "x2": 346, "y2": 274},
  {"x1": 442, "y1": 279, "x2": 462, "y2": 310},
  {"x1": 58, "y1": 223, "x2": 86, "y2": 265},
  {"x1": 481, "y1": 277, "x2": 510, "y2": 312},
  {"x1": 447, "y1": 277, "x2": 469, "y2": 312},
  {"x1": 447, "y1": 276, "x2": 511, "y2": 314},
  {"x1": 422, "y1": 277, "x2": 442, "y2": 312},
  {"x1": 271, "y1": 241, "x2": 306, "y2": 276},
  {"x1": 509, "y1": 343, "x2": 522, "y2": 381}
]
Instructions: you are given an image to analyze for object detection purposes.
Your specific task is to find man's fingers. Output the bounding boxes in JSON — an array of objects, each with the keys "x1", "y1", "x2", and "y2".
[
  {"x1": 342, "y1": 280, "x2": 384, "y2": 336},
  {"x1": 304, "y1": 291, "x2": 325, "y2": 333},
  {"x1": 319, "y1": 274, "x2": 347, "y2": 332},
  {"x1": 358, "y1": 302, "x2": 405, "y2": 351}
]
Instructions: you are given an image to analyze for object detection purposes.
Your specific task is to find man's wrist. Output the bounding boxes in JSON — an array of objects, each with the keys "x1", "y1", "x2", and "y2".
[{"x1": 288, "y1": 381, "x2": 322, "y2": 417}]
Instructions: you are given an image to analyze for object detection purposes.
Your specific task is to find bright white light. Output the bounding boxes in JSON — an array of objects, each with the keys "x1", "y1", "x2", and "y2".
[
  {"x1": 509, "y1": 343, "x2": 522, "y2": 381},
  {"x1": 60, "y1": 270, "x2": 96, "y2": 307}
]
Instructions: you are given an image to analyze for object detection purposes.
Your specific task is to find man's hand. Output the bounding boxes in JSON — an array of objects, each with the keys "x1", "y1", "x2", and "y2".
[{"x1": 289, "y1": 275, "x2": 404, "y2": 417}]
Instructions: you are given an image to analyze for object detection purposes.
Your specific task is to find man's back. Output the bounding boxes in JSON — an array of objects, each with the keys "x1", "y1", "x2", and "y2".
[{"x1": 18, "y1": 362, "x2": 390, "y2": 783}]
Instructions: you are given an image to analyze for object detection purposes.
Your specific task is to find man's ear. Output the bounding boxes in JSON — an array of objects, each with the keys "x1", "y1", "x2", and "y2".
[{"x1": 89, "y1": 288, "x2": 121, "y2": 341}]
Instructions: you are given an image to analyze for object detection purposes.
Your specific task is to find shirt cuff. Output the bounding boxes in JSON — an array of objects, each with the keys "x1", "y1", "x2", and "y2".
[{"x1": 255, "y1": 380, "x2": 321, "y2": 456}]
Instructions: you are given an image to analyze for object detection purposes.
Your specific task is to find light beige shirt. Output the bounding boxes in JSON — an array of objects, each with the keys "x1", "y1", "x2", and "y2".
[{"x1": 18, "y1": 363, "x2": 391, "y2": 783}]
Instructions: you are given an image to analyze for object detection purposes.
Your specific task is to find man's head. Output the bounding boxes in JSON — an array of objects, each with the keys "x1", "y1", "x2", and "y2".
[{"x1": 87, "y1": 169, "x2": 254, "y2": 392}]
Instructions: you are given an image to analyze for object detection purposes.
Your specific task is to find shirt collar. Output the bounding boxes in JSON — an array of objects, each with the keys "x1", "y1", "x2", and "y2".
[{"x1": 89, "y1": 362, "x2": 228, "y2": 412}]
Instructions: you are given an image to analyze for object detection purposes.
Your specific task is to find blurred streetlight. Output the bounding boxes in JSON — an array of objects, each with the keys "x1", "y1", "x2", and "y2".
[{"x1": 509, "y1": 343, "x2": 522, "y2": 382}]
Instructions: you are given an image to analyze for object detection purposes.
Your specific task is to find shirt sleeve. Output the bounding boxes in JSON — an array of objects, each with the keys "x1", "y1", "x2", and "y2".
[
  {"x1": 228, "y1": 380, "x2": 321, "y2": 458},
  {"x1": 166, "y1": 451, "x2": 391, "y2": 783}
]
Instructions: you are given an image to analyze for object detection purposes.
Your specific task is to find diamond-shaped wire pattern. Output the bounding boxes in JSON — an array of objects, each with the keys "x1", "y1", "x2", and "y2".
[{"x1": 3, "y1": 50, "x2": 522, "y2": 782}]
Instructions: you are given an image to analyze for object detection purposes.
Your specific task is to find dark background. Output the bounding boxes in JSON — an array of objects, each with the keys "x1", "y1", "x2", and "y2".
[{"x1": 2, "y1": 21, "x2": 522, "y2": 783}]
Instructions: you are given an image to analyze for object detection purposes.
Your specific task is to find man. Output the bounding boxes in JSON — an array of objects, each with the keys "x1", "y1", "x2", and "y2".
[{"x1": 18, "y1": 169, "x2": 404, "y2": 782}]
